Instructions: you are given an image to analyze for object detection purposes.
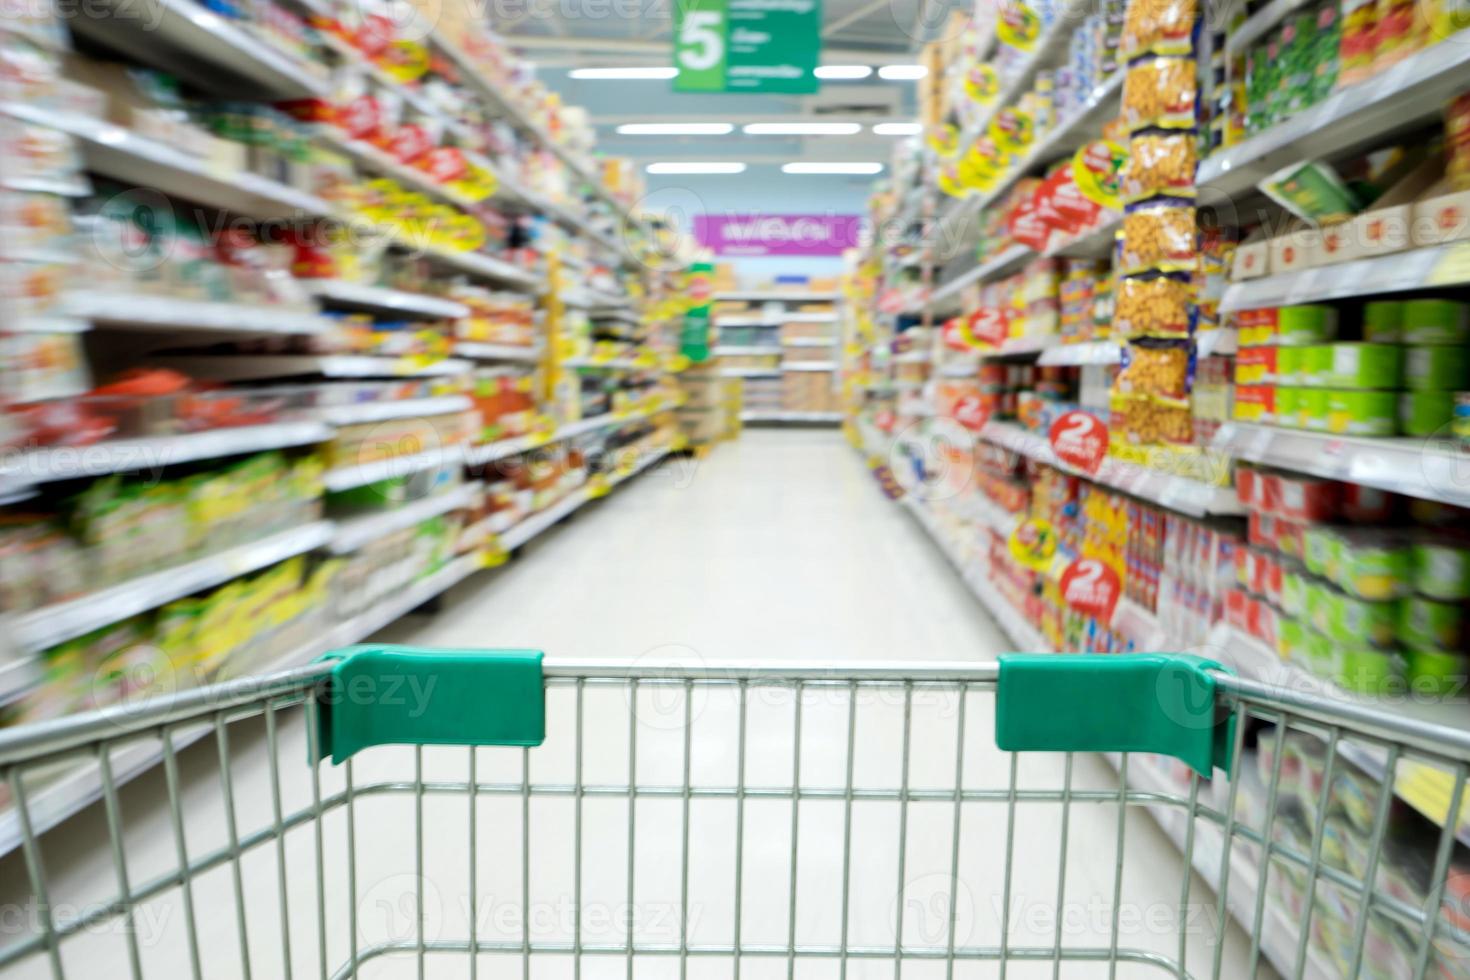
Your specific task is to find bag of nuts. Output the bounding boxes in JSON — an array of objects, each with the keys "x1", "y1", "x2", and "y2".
[
  {"x1": 1122, "y1": 57, "x2": 1198, "y2": 132},
  {"x1": 1117, "y1": 341, "x2": 1193, "y2": 399},
  {"x1": 1122, "y1": 0, "x2": 1199, "y2": 58},
  {"x1": 1115, "y1": 274, "x2": 1195, "y2": 338},
  {"x1": 1117, "y1": 202, "x2": 1197, "y2": 274},
  {"x1": 1112, "y1": 391, "x2": 1194, "y2": 445},
  {"x1": 1122, "y1": 133, "x2": 1197, "y2": 203}
]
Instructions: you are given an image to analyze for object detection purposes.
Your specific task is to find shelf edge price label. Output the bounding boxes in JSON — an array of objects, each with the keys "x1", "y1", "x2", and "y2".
[
  {"x1": 1049, "y1": 410, "x2": 1108, "y2": 475},
  {"x1": 1059, "y1": 557, "x2": 1121, "y2": 622}
]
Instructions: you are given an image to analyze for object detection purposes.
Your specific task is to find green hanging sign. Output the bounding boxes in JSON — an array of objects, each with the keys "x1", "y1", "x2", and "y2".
[{"x1": 673, "y1": 0, "x2": 822, "y2": 94}]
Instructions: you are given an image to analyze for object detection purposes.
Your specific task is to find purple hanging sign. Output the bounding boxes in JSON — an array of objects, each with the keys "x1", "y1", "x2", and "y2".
[{"x1": 693, "y1": 214, "x2": 865, "y2": 256}]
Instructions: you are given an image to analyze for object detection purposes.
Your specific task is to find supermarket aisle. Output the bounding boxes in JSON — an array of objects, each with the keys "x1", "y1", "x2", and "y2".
[
  {"x1": 377, "y1": 428, "x2": 1013, "y2": 661},
  {"x1": 2, "y1": 431, "x2": 1262, "y2": 980}
]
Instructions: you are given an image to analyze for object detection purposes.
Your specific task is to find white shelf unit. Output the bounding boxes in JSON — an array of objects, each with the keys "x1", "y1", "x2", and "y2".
[
  {"x1": 1199, "y1": 29, "x2": 1470, "y2": 197},
  {"x1": 0, "y1": 422, "x2": 332, "y2": 494},
  {"x1": 317, "y1": 396, "x2": 472, "y2": 427},
  {"x1": 1219, "y1": 242, "x2": 1470, "y2": 312},
  {"x1": 156, "y1": 355, "x2": 474, "y2": 381},
  {"x1": 739, "y1": 411, "x2": 843, "y2": 424},
  {"x1": 304, "y1": 280, "x2": 471, "y2": 320},
  {"x1": 61, "y1": 293, "x2": 331, "y2": 335},
  {"x1": 10, "y1": 521, "x2": 335, "y2": 655},
  {"x1": 322, "y1": 446, "x2": 466, "y2": 493},
  {"x1": 454, "y1": 342, "x2": 545, "y2": 363},
  {"x1": 1213, "y1": 422, "x2": 1470, "y2": 508},
  {"x1": 329, "y1": 483, "x2": 481, "y2": 555}
]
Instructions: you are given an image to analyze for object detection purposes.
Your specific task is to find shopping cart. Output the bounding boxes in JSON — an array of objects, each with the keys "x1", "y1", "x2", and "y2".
[{"x1": 1, "y1": 648, "x2": 1469, "y2": 979}]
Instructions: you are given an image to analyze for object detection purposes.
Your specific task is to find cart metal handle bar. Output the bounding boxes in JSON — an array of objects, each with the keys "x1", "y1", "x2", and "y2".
[{"x1": 4, "y1": 654, "x2": 1470, "y2": 770}]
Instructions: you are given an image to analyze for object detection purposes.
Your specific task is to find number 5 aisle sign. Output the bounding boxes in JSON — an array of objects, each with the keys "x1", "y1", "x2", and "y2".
[{"x1": 673, "y1": 0, "x2": 821, "y2": 93}]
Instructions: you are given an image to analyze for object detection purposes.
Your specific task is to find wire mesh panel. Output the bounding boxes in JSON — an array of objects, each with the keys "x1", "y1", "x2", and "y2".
[{"x1": 0, "y1": 658, "x2": 1467, "y2": 979}]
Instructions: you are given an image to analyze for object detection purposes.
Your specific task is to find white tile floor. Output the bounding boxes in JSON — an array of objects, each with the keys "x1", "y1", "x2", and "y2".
[{"x1": 0, "y1": 430, "x2": 1268, "y2": 979}]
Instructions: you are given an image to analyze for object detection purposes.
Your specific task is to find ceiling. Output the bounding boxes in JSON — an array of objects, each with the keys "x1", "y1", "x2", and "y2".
[{"x1": 492, "y1": 0, "x2": 964, "y2": 212}]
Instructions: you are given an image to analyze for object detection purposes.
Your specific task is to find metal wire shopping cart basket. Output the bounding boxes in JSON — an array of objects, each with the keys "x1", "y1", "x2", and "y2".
[{"x1": 2, "y1": 647, "x2": 1470, "y2": 979}]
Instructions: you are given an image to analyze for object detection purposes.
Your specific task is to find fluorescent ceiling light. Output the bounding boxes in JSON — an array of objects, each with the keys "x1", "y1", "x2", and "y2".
[
  {"x1": 569, "y1": 67, "x2": 678, "y2": 80},
  {"x1": 617, "y1": 123, "x2": 734, "y2": 135},
  {"x1": 782, "y1": 162, "x2": 884, "y2": 175},
  {"x1": 877, "y1": 64, "x2": 928, "y2": 80},
  {"x1": 743, "y1": 122, "x2": 862, "y2": 136},
  {"x1": 646, "y1": 162, "x2": 747, "y2": 174},
  {"x1": 814, "y1": 65, "x2": 873, "y2": 79},
  {"x1": 872, "y1": 122, "x2": 922, "y2": 135}
]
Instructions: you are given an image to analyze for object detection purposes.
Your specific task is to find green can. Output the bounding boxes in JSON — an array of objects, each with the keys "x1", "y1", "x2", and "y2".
[
  {"x1": 1336, "y1": 648, "x2": 1403, "y2": 695},
  {"x1": 1278, "y1": 305, "x2": 1338, "y2": 346},
  {"x1": 1402, "y1": 299, "x2": 1469, "y2": 345},
  {"x1": 1413, "y1": 541, "x2": 1470, "y2": 600},
  {"x1": 1401, "y1": 596, "x2": 1469, "y2": 651},
  {"x1": 1327, "y1": 390, "x2": 1397, "y2": 436},
  {"x1": 1405, "y1": 346, "x2": 1470, "y2": 391},
  {"x1": 1304, "y1": 526, "x2": 1338, "y2": 578},
  {"x1": 1301, "y1": 345, "x2": 1335, "y2": 386},
  {"x1": 1326, "y1": 343, "x2": 1404, "y2": 389},
  {"x1": 1302, "y1": 388, "x2": 1331, "y2": 431},
  {"x1": 1406, "y1": 649, "x2": 1470, "y2": 697},
  {"x1": 1276, "y1": 387, "x2": 1304, "y2": 428},
  {"x1": 1362, "y1": 301, "x2": 1404, "y2": 342},
  {"x1": 1400, "y1": 390, "x2": 1457, "y2": 437},
  {"x1": 1325, "y1": 592, "x2": 1399, "y2": 649},
  {"x1": 1276, "y1": 345, "x2": 1304, "y2": 385},
  {"x1": 1334, "y1": 529, "x2": 1412, "y2": 600}
]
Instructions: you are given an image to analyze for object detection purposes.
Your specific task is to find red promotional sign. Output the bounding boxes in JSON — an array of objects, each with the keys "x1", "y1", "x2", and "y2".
[
  {"x1": 1059, "y1": 558, "x2": 1122, "y2": 621},
  {"x1": 942, "y1": 317, "x2": 969, "y2": 352},
  {"x1": 420, "y1": 146, "x2": 468, "y2": 183},
  {"x1": 969, "y1": 307, "x2": 1008, "y2": 347},
  {"x1": 875, "y1": 409, "x2": 897, "y2": 433},
  {"x1": 952, "y1": 394, "x2": 991, "y2": 431},
  {"x1": 1048, "y1": 410, "x2": 1108, "y2": 475}
]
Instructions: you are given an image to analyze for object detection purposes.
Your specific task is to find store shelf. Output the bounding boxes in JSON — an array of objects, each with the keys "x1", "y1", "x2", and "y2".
[
  {"x1": 1036, "y1": 340, "x2": 1125, "y2": 366},
  {"x1": 740, "y1": 411, "x2": 843, "y2": 424},
  {"x1": 1199, "y1": 29, "x2": 1470, "y2": 196},
  {"x1": 782, "y1": 337, "x2": 835, "y2": 348},
  {"x1": 1, "y1": 104, "x2": 333, "y2": 221},
  {"x1": 313, "y1": 126, "x2": 482, "y2": 211},
  {"x1": 1112, "y1": 752, "x2": 1335, "y2": 980},
  {"x1": 454, "y1": 342, "x2": 545, "y2": 363},
  {"x1": 980, "y1": 421, "x2": 1243, "y2": 518},
  {"x1": 68, "y1": 0, "x2": 330, "y2": 100},
  {"x1": 713, "y1": 291, "x2": 839, "y2": 302},
  {"x1": 317, "y1": 396, "x2": 472, "y2": 426},
  {"x1": 714, "y1": 345, "x2": 783, "y2": 356},
  {"x1": 323, "y1": 446, "x2": 466, "y2": 493},
  {"x1": 10, "y1": 521, "x2": 334, "y2": 655},
  {"x1": 781, "y1": 362, "x2": 836, "y2": 372},
  {"x1": 1211, "y1": 624, "x2": 1470, "y2": 848},
  {"x1": 158, "y1": 355, "x2": 473, "y2": 381},
  {"x1": 415, "y1": 245, "x2": 542, "y2": 291},
  {"x1": 721, "y1": 368, "x2": 782, "y2": 379},
  {"x1": 329, "y1": 483, "x2": 480, "y2": 554},
  {"x1": 562, "y1": 286, "x2": 634, "y2": 310},
  {"x1": 928, "y1": 245, "x2": 1033, "y2": 310},
  {"x1": 719, "y1": 312, "x2": 837, "y2": 326},
  {"x1": 1213, "y1": 422, "x2": 1470, "y2": 508},
  {"x1": 1219, "y1": 243, "x2": 1470, "y2": 312},
  {"x1": 955, "y1": 0, "x2": 1092, "y2": 156},
  {"x1": 937, "y1": 70, "x2": 1123, "y2": 246},
  {"x1": 608, "y1": 445, "x2": 672, "y2": 487},
  {"x1": 500, "y1": 487, "x2": 593, "y2": 550},
  {"x1": 897, "y1": 496, "x2": 1052, "y2": 654},
  {"x1": 0, "y1": 551, "x2": 480, "y2": 857},
  {"x1": 563, "y1": 357, "x2": 650, "y2": 371},
  {"x1": 304, "y1": 280, "x2": 471, "y2": 320},
  {"x1": 1043, "y1": 213, "x2": 1123, "y2": 260},
  {"x1": 0, "y1": 421, "x2": 331, "y2": 492},
  {"x1": 61, "y1": 293, "x2": 331, "y2": 335}
]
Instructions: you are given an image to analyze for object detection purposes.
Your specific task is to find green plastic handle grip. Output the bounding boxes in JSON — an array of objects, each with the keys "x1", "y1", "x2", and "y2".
[
  {"x1": 313, "y1": 645, "x2": 545, "y2": 764},
  {"x1": 994, "y1": 654, "x2": 1236, "y2": 777}
]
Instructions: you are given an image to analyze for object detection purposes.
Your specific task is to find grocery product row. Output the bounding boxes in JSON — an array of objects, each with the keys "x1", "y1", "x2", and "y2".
[
  {"x1": 853, "y1": 0, "x2": 1470, "y2": 972},
  {"x1": 855, "y1": 417, "x2": 1470, "y2": 977},
  {"x1": 711, "y1": 274, "x2": 846, "y2": 423}
]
